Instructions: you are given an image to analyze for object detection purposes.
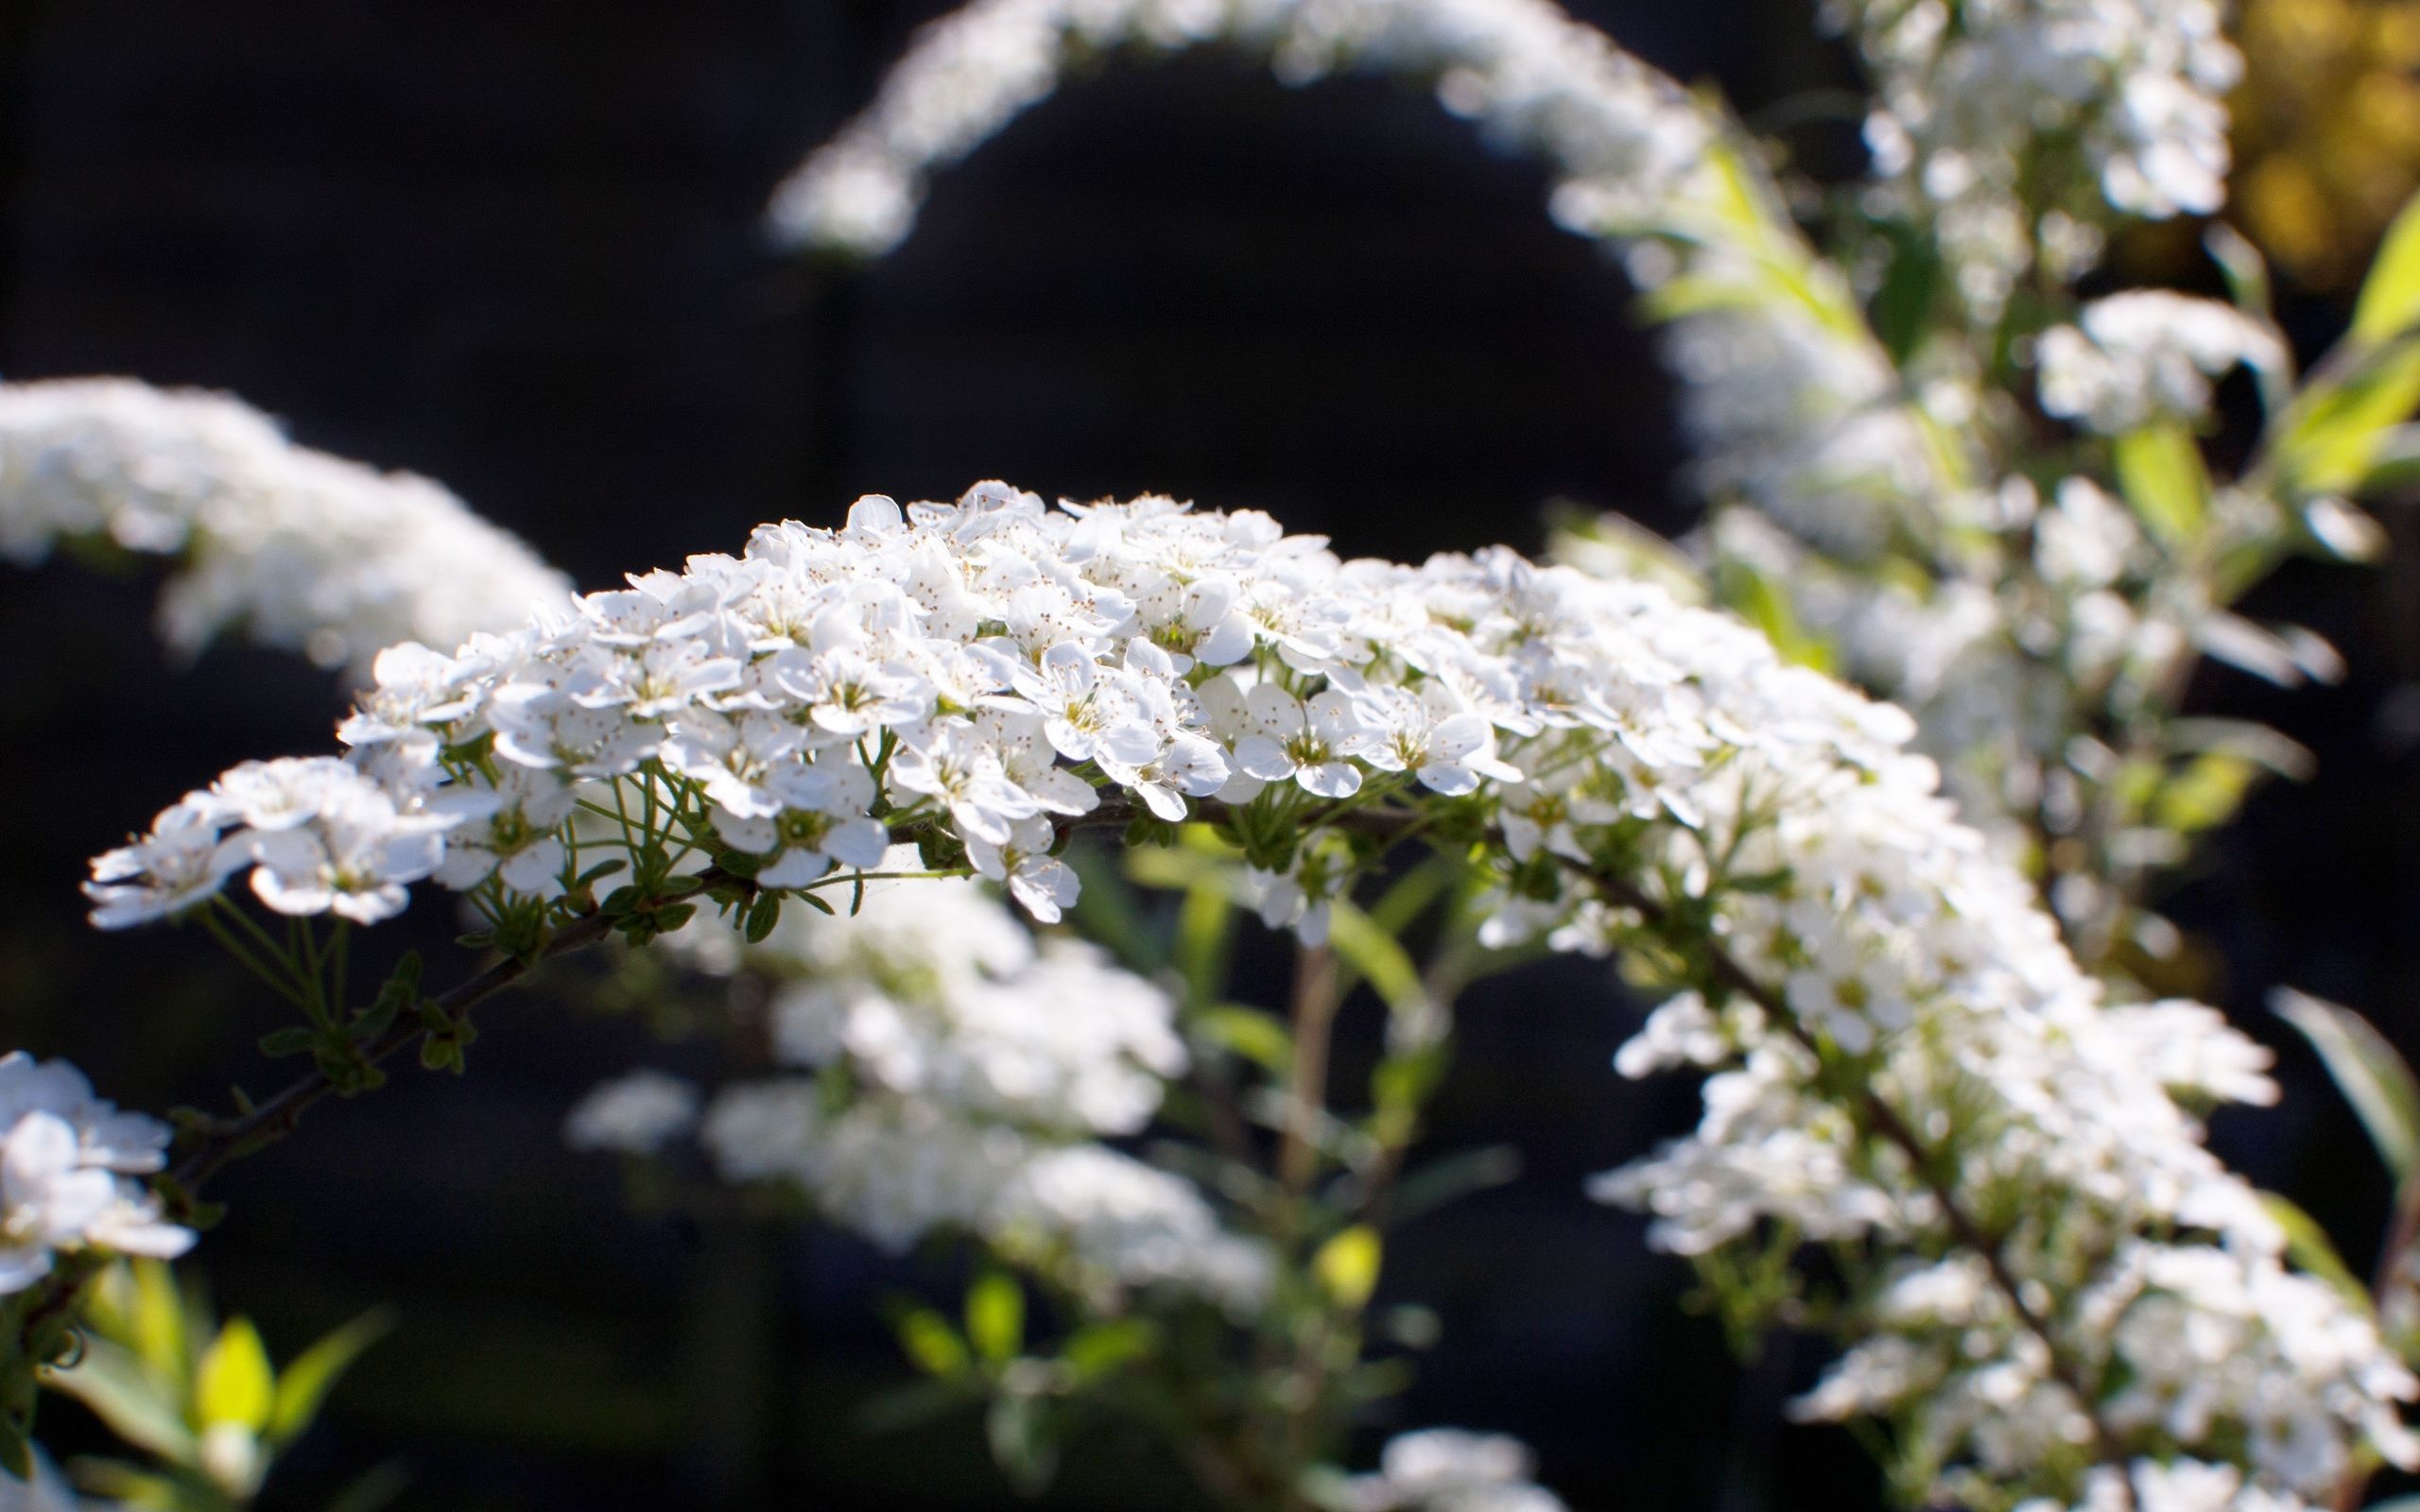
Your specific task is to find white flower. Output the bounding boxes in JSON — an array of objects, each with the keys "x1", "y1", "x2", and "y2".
[
  {"x1": 1009, "y1": 641, "x2": 1158, "y2": 765},
  {"x1": 965, "y1": 814, "x2": 1080, "y2": 922},
  {"x1": 1232, "y1": 684, "x2": 1374, "y2": 799},
  {"x1": 2037, "y1": 293, "x2": 2283, "y2": 434},
  {"x1": 431, "y1": 765, "x2": 577, "y2": 900},
  {"x1": 1354, "y1": 684, "x2": 1522, "y2": 795},
  {"x1": 239, "y1": 764, "x2": 456, "y2": 923},
  {"x1": 0, "y1": 1054, "x2": 192, "y2": 1294},
  {"x1": 564, "y1": 1070, "x2": 701, "y2": 1156},
  {"x1": 709, "y1": 759, "x2": 890, "y2": 887},
  {"x1": 1347, "y1": 1429, "x2": 1568, "y2": 1512},
  {"x1": 85, "y1": 796, "x2": 247, "y2": 929},
  {"x1": 659, "y1": 711, "x2": 813, "y2": 817},
  {"x1": 880, "y1": 730, "x2": 1024, "y2": 845}
]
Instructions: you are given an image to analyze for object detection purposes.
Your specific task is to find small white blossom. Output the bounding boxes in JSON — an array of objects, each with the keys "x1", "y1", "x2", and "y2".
[
  {"x1": 0, "y1": 1054, "x2": 192, "y2": 1294},
  {"x1": 564, "y1": 1070, "x2": 702, "y2": 1156}
]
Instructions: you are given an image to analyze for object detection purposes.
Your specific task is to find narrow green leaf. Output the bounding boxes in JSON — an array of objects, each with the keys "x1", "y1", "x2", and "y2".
[
  {"x1": 854, "y1": 1378, "x2": 971, "y2": 1435},
  {"x1": 1327, "y1": 901, "x2": 1427, "y2": 1016},
  {"x1": 268, "y1": 1309, "x2": 390, "y2": 1447},
  {"x1": 128, "y1": 1259, "x2": 190, "y2": 1389},
  {"x1": 43, "y1": 1339, "x2": 199, "y2": 1463},
  {"x1": 1192, "y1": 1005, "x2": 1292, "y2": 1076},
  {"x1": 1172, "y1": 881, "x2": 1236, "y2": 1011},
  {"x1": 964, "y1": 1273, "x2": 1023, "y2": 1367},
  {"x1": 2273, "y1": 339, "x2": 2420, "y2": 496},
  {"x1": 2113, "y1": 422, "x2": 2209, "y2": 551},
  {"x1": 2273, "y1": 988, "x2": 2420, "y2": 1185},
  {"x1": 2353, "y1": 189, "x2": 2420, "y2": 344},
  {"x1": 1371, "y1": 1041, "x2": 1448, "y2": 1122},
  {"x1": 1382, "y1": 1145, "x2": 1522, "y2": 1226},
  {"x1": 195, "y1": 1317, "x2": 274, "y2": 1433},
  {"x1": 1060, "y1": 1319, "x2": 1154, "y2": 1382},
  {"x1": 893, "y1": 1308, "x2": 969, "y2": 1379},
  {"x1": 1065, "y1": 844, "x2": 1162, "y2": 974},
  {"x1": 2257, "y1": 1192, "x2": 2371, "y2": 1309},
  {"x1": 324, "y1": 1458, "x2": 414, "y2": 1512}
]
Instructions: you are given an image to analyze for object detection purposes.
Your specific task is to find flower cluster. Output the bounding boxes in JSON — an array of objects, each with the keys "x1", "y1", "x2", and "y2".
[
  {"x1": 0, "y1": 1054, "x2": 191, "y2": 1295},
  {"x1": 90, "y1": 482, "x2": 2413, "y2": 1505},
  {"x1": 87, "y1": 756, "x2": 460, "y2": 928},
  {"x1": 1831, "y1": 0, "x2": 2243, "y2": 318},
  {"x1": 562, "y1": 1069, "x2": 700, "y2": 1157},
  {"x1": 767, "y1": 0, "x2": 1717, "y2": 262},
  {"x1": 1343, "y1": 1429, "x2": 1567, "y2": 1512},
  {"x1": 2036, "y1": 291, "x2": 2287, "y2": 435},
  {"x1": 0, "y1": 379, "x2": 568, "y2": 679},
  {"x1": 578, "y1": 864, "x2": 1271, "y2": 1310}
]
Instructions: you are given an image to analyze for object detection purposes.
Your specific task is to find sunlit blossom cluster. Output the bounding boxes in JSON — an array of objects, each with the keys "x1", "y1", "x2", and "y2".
[
  {"x1": 574, "y1": 867, "x2": 1272, "y2": 1310},
  {"x1": 1830, "y1": 0, "x2": 2243, "y2": 318},
  {"x1": 768, "y1": 0, "x2": 1718, "y2": 262},
  {"x1": 0, "y1": 379, "x2": 568, "y2": 679},
  {"x1": 0, "y1": 1054, "x2": 191, "y2": 1296},
  {"x1": 2035, "y1": 291, "x2": 2286, "y2": 436},
  {"x1": 83, "y1": 481, "x2": 2413, "y2": 1504}
]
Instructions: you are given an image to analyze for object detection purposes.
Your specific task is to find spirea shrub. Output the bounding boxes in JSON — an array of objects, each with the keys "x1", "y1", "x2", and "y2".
[{"x1": 10, "y1": 0, "x2": 2420, "y2": 1509}]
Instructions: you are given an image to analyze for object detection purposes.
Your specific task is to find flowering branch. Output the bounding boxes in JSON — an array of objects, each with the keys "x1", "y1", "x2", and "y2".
[{"x1": 65, "y1": 483, "x2": 2408, "y2": 1511}]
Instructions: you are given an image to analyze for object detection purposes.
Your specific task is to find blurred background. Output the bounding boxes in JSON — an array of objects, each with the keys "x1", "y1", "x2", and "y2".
[{"x1": 3, "y1": 1, "x2": 2419, "y2": 1507}]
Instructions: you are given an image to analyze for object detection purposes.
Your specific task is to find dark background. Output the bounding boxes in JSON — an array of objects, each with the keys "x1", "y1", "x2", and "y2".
[{"x1": 0, "y1": 3, "x2": 2414, "y2": 1509}]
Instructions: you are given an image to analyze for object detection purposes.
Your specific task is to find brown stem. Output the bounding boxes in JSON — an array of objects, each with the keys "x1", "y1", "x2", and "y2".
[
  {"x1": 1276, "y1": 944, "x2": 1340, "y2": 1199},
  {"x1": 168, "y1": 891, "x2": 667, "y2": 1194}
]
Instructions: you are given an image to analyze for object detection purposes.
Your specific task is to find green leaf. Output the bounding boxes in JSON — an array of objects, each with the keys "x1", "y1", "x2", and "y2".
[
  {"x1": 268, "y1": 1309, "x2": 390, "y2": 1447},
  {"x1": 2272, "y1": 339, "x2": 2420, "y2": 496},
  {"x1": 963, "y1": 1273, "x2": 1023, "y2": 1367},
  {"x1": 892, "y1": 1307, "x2": 969, "y2": 1379},
  {"x1": 1715, "y1": 558, "x2": 1837, "y2": 675},
  {"x1": 324, "y1": 1458, "x2": 414, "y2": 1512},
  {"x1": 2113, "y1": 422, "x2": 2209, "y2": 551},
  {"x1": 2257, "y1": 1192, "x2": 2372, "y2": 1308},
  {"x1": 2151, "y1": 752, "x2": 2257, "y2": 835},
  {"x1": 2273, "y1": 988, "x2": 2420, "y2": 1185},
  {"x1": 743, "y1": 892, "x2": 782, "y2": 945},
  {"x1": 1192, "y1": 1005, "x2": 1292, "y2": 1076},
  {"x1": 127, "y1": 1260, "x2": 191, "y2": 1388},
  {"x1": 1312, "y1": 1225, "x2": 1383, "y2": 1311},
  {"x1": 195, "y1": 1318, "x2": 274, "y2": 1433},
  {"x1": 2353, "y1": 189, "x2": 2420, "y2": 344},
  {"x1": 43, "y1": 1338, "x2": 199, "y2": 1463},
  {"x1": 1371, "y1": 1041, "x2": 1448, "y2": 1123},
  {"x1": 1172, "y1": 880, "x2": 1236, "y2": 1012},
  {"x1": 256, "y1": 1026, "x2": 318, "y2": 1058},
  {"x1": 2206, "y1": 222, "x2": 2276, "y2": 326},
  {"x1": 1326, "y1": 901, "x2": 1427, "y2": 1016},
  {"x1": 855, "y1": 1378, "x2": 971, "y2": 1435},
  {"x1": 1869, "y1": 223, "x2": 1943, "y2": 366},
  {"x1": 985, "y1": 1392, "x2": 1059, "y2": 1496},
  {"x1": 1060, "y1": 1319, "x2": 1154, "y2": 1383},
  {"x1": 1064, "y1": 845, "x2": 1162, "y2": 974},
  {"x1": 1382, "y1": 1145, "x2": 1522, "y2": 1226}
]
